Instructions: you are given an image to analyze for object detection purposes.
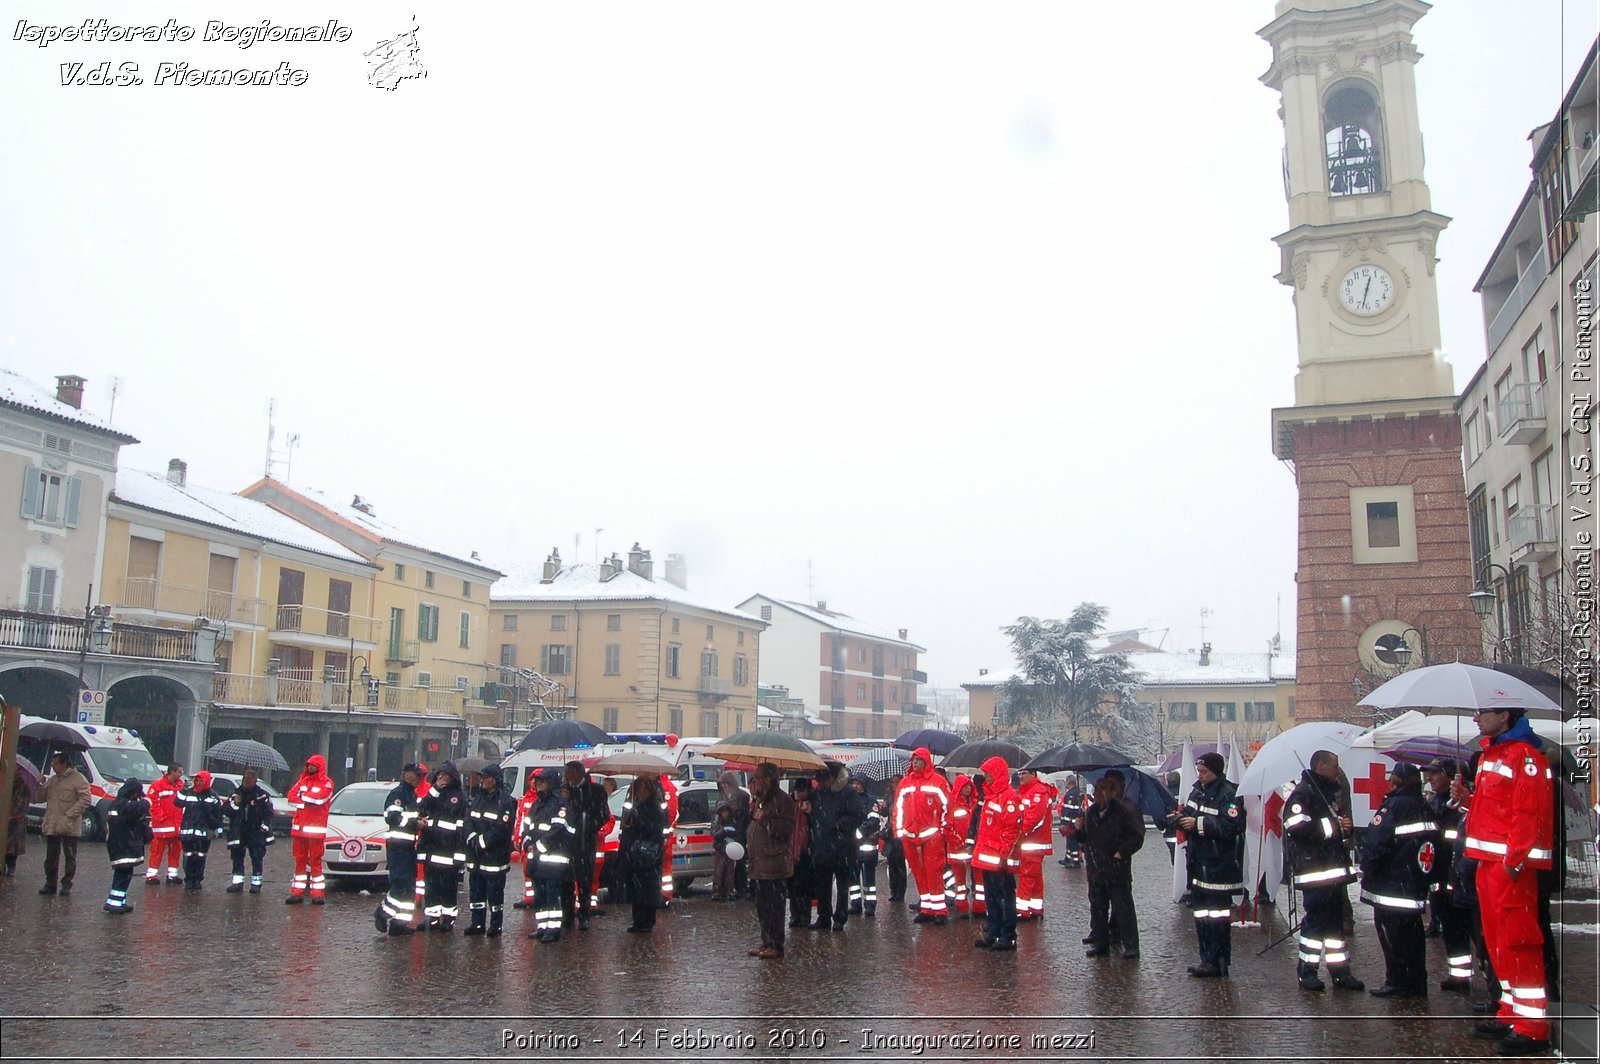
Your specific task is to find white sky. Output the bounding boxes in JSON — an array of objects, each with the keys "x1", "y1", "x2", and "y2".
[{"x1": 2, "y1": 1, "x2": 1595, "y2": 691}]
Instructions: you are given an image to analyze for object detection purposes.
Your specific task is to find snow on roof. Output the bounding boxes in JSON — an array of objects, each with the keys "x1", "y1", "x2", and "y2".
[
  {"x1": 1127, "y1": 650, "x2": 1294, "y2": 686},
  {"x1": 962, "y1": 668, "x2": 1021, "y2": 689},
  {"x1": 253, "y1": 480, "x2": 500, "y2": 574},
  {"x1": 494, "y1": 562, "x2": 765, "y2": 624},
  {"x1": 0, "y1": 368, "x2": 138, "y2": 443},
  {"x1": 747, "y1": 596, "x2": 925, "y2": 651},
  {"x1": 113, "y1": 469, "x2": 374, "y2": 566}
]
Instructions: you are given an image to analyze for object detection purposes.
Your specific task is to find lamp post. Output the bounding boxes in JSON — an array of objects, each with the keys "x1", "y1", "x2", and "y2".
[
  {"x1": 343, "y1": 654, "x2": 372, "y2": 787},
  {"x1": 1389, "y1": 626, "x2": 1428, "y2": 670},
  {"x1": 1469, "y1": 562, "x2": 1514, "y2": 661}
]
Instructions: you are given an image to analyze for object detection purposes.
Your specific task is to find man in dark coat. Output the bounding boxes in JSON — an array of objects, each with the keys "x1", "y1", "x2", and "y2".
[
  {"x1": 562, "y1": 760, "x2": 610, "y2": 930},
  {"x1": 224, "y1": 769, "x2": 274, "y2": 894},
  {"x1": 745, "y1": 763, "x2": 796, "y2": 959},
  {"x1": 1176, "y1": 751, "x2": 1245, "y2": 977},
  {"x1": 465, "y1": 764, "x2": 518, "y2": 937},
  {"x1": 1283, "y1": 750, "x2": 1364, "y2": 991},
  {"x1": 1360, "y1": 762, "x2": 1440, "y2": 998},
  {"x1": 881, "y1": 773, "x2": 907, "y2": 903},
  {"x1": 1080, "y1": 771, "x2": 1144, "y2": 959},
  {"x1": 806, "y1": 762, "x2": 865, "y2": 931},
  {"x1": 377, "y1": 764, "x2": 423, "y2": 934}
]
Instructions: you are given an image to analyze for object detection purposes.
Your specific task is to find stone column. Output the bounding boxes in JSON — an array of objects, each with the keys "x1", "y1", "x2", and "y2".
[{"x1": 172, "y1": 698, "x2": 211, "y2": 770}]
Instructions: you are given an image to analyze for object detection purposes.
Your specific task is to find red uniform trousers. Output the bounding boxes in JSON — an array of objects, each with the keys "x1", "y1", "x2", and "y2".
[
  {"x1": 1016, "y1": 855, "x2": 1045, "y2": 918},
  {"x1": 290, "y1": 836, "x2": 325, "y2": 898},
  {"x1": 146, "y1": 832, "x2": 182, "y2": 880},
  {"x1": 903, "y1": 837, "x2": 948, "y2": 915},
  {"x1": 949, "y1": 856, "x2": 984, "y2": 913},
  {"x1": 1477, "y1": 862, "x2": 1548, "y2": 1041}
]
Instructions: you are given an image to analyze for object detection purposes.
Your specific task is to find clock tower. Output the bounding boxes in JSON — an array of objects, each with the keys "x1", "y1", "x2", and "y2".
[{"x1": 1260, "y1": 0, "x2": 1479, "y2": 721}]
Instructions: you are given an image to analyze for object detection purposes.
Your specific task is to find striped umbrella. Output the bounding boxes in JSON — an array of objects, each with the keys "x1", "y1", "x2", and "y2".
[{"x1": 846, "y1": 746, "x2": 911, "y2": 781}]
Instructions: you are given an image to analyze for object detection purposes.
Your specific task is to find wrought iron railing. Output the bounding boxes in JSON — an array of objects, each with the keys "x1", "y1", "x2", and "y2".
[
  {"x1": 117, "y1": 578, "x2": 265, "y2": 626},
  {"x1": 271, "y1": 603, "x2": 379, "y2": 642}
]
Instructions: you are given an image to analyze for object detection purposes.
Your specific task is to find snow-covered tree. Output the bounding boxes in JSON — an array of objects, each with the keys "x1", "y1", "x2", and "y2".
[{"x1": 998, "y1": 605, "x2": 1140, "y2": 744}]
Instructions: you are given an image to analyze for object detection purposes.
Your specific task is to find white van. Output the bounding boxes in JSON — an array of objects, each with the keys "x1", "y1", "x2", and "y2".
[{"x1": 20, "y1": 716, "x2": 164, "y2": 841}]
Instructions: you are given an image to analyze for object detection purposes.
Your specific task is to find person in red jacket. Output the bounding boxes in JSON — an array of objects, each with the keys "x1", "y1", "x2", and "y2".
[
  {"x1": 512, "y1": 773, "x2": 541, "y2": 910},
  {"x1": 894, "y1": 747, "x2": 951, "y2": 924},
  {"x1": 944, "y1": 775, "x2": 980, "y2": 915},
  {"x1": 285, "y1": 754, "x2": 335, "y2": 904},
  {"x1": 659, "y1": 775, "x2": 680, "y2": 907},
  {"x1": 972, "y1": 756, "x2": 1023, "y2": 951},
  {"x1": 1015, "y1": 768, "x2": 1056, "y2": 920},
  {"x1": 145, "y1": 764, "x2": 184, "y2": 884},
  {"x1": 1455, "y1": 707, "x2": 1556, "y2": 1056}
]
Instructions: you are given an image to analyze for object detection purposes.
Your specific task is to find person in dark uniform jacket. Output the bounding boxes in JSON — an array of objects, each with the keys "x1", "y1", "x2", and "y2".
[
  {"x1": 418, "y1": 762, "x2": 468, "y2": 931},
  {"x1": 464, "y1": 764, "x2": 517, "y2": 937},
  {"x1": 1176, "y1": 752, "x2": 1245, "y2": 977},
  {"x1": 522, "y1": 768, "x2": 574, "y2": 943},
  {"x1": 1360, "y1": 763, "x2": 1441, "y2": 997},
  {"x1": 224, "y1": 769, "x2": 275, "y2": 894},
  {"x1": 377, "y1": 764, "x2": 423, "y2": 934},
  {"x1": 103, "y1": 778, "x2": 152, "y2": 913},
  {"x1": 175, "y1": 771, "x2": 227, "y2": 889},
  {"x1": 1423, "y1": 757, "x2": 1474, "y2": 992},
  {"x1": 1283, "y1": 750, "x2": 1364, "y2": 992}
]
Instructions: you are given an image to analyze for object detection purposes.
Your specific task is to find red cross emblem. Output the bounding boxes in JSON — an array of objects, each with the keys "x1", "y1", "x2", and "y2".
[
  {"x1": 1353, "y1": 761, "x2": 1391, "y2": 813},
  {"x1": 1416, "y1": 841, "x2": 1436, "y2": 875}
]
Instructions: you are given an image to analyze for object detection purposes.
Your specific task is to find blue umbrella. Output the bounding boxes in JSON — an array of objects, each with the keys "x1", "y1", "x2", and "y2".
[
  {"x1": 892, "y1": 729, "x2": 965, "y2": 757},
  {"x1": 1080, "y1": 766, "x2": 1178, "y2": 821}
]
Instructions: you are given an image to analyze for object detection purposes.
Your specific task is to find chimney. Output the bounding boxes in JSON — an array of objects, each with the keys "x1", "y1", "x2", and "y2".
[
  {"x1": 898, "y1": 628, "x2": 908, "y2": 641},
  {"x1": 600, "y1": 552, "x2": 623, "y2": 581},
  {"x1": 627, "y1": 542, "x2": 653, "y2": 580},
  {"x1": 541, "y1": 548, "x2": 562, "y2": 583},
  {"x1": 166, "y1": 459, "x2": 187, "y2": 487},
  {"x1": 55, "y1": 374, "x2": 86, "y2": 410},
  {"x1": 1199, "y1": 642, "x2": 1212, "y2": 666},
  {"x1": 664, "y1": 553, "x2": 687, "y2": 589},
  {"x1": 979, "y1": 668, "x2": 989, "y2": 676},
  {"x1": 817, "y1": 601, "x2": 827, "y2": 612},
  {"x1": 351, "y1": 494, "x2": 375, "y2": 516}
]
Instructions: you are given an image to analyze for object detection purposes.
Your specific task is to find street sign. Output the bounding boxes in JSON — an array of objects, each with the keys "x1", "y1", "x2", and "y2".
[
  {"x1": 450, "y1": 728, "x2": 460, "y2": 745},
  {"x1": 78, "y1": 689, "x2": 106, "y2": 725},
  {"x1": 366, "y1": 677, "x2": 380, "y2": 707}
]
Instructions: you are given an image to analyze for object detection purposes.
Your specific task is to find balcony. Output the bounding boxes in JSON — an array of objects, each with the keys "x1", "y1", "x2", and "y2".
[
  {"x1": 271, "y1": 603, "x2": 380, "y2": 643},
  {"x1": 1508, "y1": 504, "x2": 1559, "y2": 562},
  {"x1": 1486, "y1": 253, "x2": 1549, "y2": 355},
  {"x1": 1496, "y1": 382, "x2": 1547, "y2": 445},
  {"x1": 211, "y1": 672, "x2": 466, "y2": 714},
  {"x1": 385, "y1": 639, "x2": 420, "y2": 666},
  {"x1": 117, "y1": 578, "x2": 265, "y2": 626},
  {"x1": 901, "y1": 669, "x2": 927, "y2": 684},
  {"x1": 0, "y1": 608, "x2": 208, "y2": 663},
  {"x1": 871, "y1": 700, "x2": 885, "y2": 713},
  {"x1": 698, "y1": 674, "x2": 732, "y2": 701}
]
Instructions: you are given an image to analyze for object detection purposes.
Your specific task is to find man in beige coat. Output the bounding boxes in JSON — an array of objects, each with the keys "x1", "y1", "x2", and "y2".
[{"x1": 40, "y1": 752, "x2": 91, "y2": 895}]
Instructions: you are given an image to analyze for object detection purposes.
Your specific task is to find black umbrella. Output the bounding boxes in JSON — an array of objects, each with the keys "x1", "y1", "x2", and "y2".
[
  {"x1": 513, "y1": 718, "x2": 611, "y2": 752},
  {"x1": 941, "y1": 739, "x2": 1030, "y2": 771},
  {"x1": 454, "y1": 756, "x2": 492, "y2": 777},
  {"x1": 18, "y1": 718, "x2": 88, "y2": 749},
  {"x1": 1080, "y1": 766, "x2": 1178, "y2": 821},
  {"x1": 203, "y1": 739, "x2": 290, "y2": 773},
  {"x1": 1024, "y1": 741, "x2": 1137, "y2": 774},
  {"x1": 893, "y1": 729, "x2": 966, "y2": 757}
]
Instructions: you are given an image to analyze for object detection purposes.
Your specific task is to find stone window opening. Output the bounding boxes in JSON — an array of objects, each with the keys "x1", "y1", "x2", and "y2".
[{"x1": 1324, "y1": 83, "x2": 1383, "y2": 196}]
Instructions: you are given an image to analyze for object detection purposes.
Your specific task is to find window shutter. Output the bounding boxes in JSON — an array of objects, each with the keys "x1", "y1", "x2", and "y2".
[
  {"x1": 64, "y1": 476, "x2": 83, "y2": 528},
  {"x1": 40, "y1": 568, "x2": 58, "y2": 611},
  {"x1": 20, "y1": 467, "x2": 40, "y2": 519},
  {"x1": 540, "y1": 645, "x2": 550, "y2": 673}
]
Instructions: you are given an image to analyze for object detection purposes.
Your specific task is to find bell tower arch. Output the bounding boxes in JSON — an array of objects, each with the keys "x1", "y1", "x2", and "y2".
[{"x1": 1260, "y1": 0, "x2": 1479, "y2": 720}]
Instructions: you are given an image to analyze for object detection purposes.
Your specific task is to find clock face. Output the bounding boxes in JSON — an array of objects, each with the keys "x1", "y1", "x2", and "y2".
[{"x1": 1338, "y1": 264, "x2": 1395, "y2": 316}]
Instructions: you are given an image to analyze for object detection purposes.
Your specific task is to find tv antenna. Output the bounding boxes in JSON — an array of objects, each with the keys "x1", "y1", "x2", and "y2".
[{"x1": 264, "y1": 399, "x2": 302, "y2": 482}]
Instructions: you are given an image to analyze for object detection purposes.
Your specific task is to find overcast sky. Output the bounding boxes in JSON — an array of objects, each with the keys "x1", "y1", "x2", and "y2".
[{"x1": 2, "y1": 1, "x2": 1595, "y2": 691}]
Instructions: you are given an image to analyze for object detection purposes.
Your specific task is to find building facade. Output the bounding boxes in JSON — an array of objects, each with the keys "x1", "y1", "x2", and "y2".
[
  {"x1": 1261, "y1": 0, "x2": 1480, "y2": 720},
  {"x1": 738, "y1": 595, "x2": 925, "y2": 740},
  {"x1": 492, "y1": 546, "x2": 764, "y2": 739},
  {"x1": 1460, "y1": 44, "x2": 1597, "y2": 677}
]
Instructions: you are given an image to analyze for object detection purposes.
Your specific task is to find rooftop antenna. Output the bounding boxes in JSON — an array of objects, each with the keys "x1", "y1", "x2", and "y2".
[
  {"x1": 264, "y1": 399, "x2": 302, "y2": 481},
  {"x1": 806, "y1": 559, "x2": 814, "y2": 605},
  {"x1": 594, "y1": 528, "x2": 603, "y2": 563},
  {"x1": 1200, "y1": 606, "x2": 1212, "y2": 646},
  {"x1": 104, "y1": 376, "x2": 123, "y2": 426}
]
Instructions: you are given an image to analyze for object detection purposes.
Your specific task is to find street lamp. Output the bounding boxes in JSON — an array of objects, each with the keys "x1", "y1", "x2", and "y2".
[
  {"x1": 343, "y1": 654, "x2": 372, "y2": 786},
  {"x1": 1469, "y1": 562, "x2": 1514, "y2": 661},
  {"x1": 1389, "y1": 626, "x2": 1428, "y2": 669}
]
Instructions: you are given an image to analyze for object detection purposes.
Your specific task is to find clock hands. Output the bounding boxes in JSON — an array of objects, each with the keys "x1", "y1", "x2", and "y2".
[{"x1": 1360, "y1": 276, "x2": 1372, "y2": 310}]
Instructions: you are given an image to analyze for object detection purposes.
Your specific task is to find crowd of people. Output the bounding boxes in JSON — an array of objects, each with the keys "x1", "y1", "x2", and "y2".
[{"x1": 18, "y1": 703, "x2": 1564, "y2": 1056}]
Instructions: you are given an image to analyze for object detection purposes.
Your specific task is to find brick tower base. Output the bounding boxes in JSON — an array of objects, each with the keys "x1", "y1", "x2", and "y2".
[{"x1": 1292, "y1": 413, "x2": 1481, "y2": 722}]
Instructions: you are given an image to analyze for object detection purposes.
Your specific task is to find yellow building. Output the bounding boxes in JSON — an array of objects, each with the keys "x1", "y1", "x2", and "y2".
[{"x1": 490, "y1": 546, "x2": 764, "y2": 739}]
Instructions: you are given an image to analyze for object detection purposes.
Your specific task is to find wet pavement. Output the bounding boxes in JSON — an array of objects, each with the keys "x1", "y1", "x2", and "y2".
[{"x1": 0, "y1": 838, "x2": 1594, "y2": 1063}]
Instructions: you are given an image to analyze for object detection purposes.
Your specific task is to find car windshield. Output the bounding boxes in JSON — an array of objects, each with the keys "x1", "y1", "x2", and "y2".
[
  {"x1": 87, "y1": 747, "x2": 163, "y2": 784},
  {"x1": 329, "y1": 788, "x2": 388, "y2": 817}
]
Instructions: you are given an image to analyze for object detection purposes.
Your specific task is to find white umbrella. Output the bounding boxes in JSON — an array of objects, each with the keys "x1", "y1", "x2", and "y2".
[
  {"x1": 1356, "y1": 662, "x2": 1563, "y2": 716},
  {"x1": 1237, "y1": 721, "x2": 1366, "y2": 798},
  {"x1": 1172, "y1": 736, "x2": 1194, "y2": 904},
  {"x1": 1352, "y1": 708, "x2": 1579, "y2": 750}
]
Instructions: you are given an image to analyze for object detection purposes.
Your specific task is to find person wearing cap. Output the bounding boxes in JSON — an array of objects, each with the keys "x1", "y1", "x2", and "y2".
[
  {"x1": 1014, "y1": 766, "x2": 1056, "y2": 921},
  {"x1": 1423, "y1": 757, "x2": 1474, "y2": 993},
  {"x1": 1176, "y1": 751, "x2": 1245, "y2": 977},
  {"x1": 418, "y1": 762, "x2": 468, "y2": 930},
  {"x1": 1283, "y1": 749, "x2": 1364, "y2": 992},
  {"x1": 225, "y1": 768, "x2": 275, "y2": 895},
  {"x1": 376, "y1": 764, "x2": 424, "y2": 934},
  {"x1": 174, "y1": 770, "x2": 227, "y2": 889},
  {"x1": 521, "y1": 766, "x2": 574, "y2": 942},
  {"x1": 1360, "y1": 762, "x2": 1441, "y2": 998},
  {"x1": 562, "y1": 760, "x2": 610, "y2": 931},
  {"x1": 464, "y1": 764, "x2": 517, "y2": 937},
  {"x1": 847, "y1": 775, "x2": 881, "y2": 916},
  {"x1": 38, "y1": 751, "x2": 91, "y2": 896},
  {"x1": 102, "y1": 776, "x2": 151, "y2": 913},
  {"x1": 285, "y1": 754, "x2": 335, "y2": 904},
  {"x1": 1455, "y1": 704, "x2": 1556, "y2": 1056},
  {"x1": 1056, "y1": 775, "x2": 1085, "y2": 868},
  {"x1": 971, "y1": 756, "x2": 1023, "y2": 950}
]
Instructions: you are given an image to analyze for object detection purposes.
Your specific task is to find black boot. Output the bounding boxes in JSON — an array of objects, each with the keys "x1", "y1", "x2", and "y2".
[
  {"x1": 1298, "y1": 962, "x2": 1326, "y2": 991},
  {"x1": 1329, "y1": 968, "x2": 1365, "y2": 991}
]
